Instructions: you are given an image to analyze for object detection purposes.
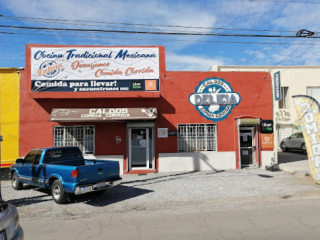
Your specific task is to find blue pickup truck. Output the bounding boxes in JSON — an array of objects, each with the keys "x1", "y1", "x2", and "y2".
[{"x1": 10, "y1": 147, "x2": 122, "y2": 204}]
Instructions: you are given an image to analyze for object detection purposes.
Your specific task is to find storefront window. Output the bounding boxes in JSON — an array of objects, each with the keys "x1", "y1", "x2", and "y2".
[
  {"x1": 53, "y1": 126, "x2": 94, "y2": 154},
  {"x1": 178, "y1": 124, "x2": 217, "y2": 152}
]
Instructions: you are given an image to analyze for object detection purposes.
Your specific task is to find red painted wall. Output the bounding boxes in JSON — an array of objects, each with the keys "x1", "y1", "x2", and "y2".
[{"x1": 20, "y1": 44, "x2": 273, "y2": 171}]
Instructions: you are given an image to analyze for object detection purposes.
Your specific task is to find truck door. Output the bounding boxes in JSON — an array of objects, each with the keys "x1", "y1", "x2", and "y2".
[
  {"x1": 19, "y1": 150, "x2": 36, "y2": 184},
  {"x1": 32, "y1": 150, "x2": 45, "y2": 187}
]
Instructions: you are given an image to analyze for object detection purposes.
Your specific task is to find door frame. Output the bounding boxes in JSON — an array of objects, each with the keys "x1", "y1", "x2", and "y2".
[
  {"x1": 238, "y1": 126, "x2": 260, "y2": 168},
  {"x1": 127, "y1": 122, "x2": 155, "y2": 171}
]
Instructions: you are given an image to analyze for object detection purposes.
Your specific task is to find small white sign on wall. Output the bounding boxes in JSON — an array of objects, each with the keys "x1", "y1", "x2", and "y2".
[{"x1": 158, "y1": 128, "x2": 168, "y2": 138}]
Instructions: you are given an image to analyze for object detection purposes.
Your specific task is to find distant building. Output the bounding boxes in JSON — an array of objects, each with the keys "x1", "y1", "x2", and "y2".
[{"x1": 212, "y1": 65, "x2": 320, "y2": 159}]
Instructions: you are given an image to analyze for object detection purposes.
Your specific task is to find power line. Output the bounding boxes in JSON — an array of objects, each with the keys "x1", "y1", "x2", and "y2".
[
  {"x1": 0, "y1": 14, "x2": 298, "y2": 33},
  {"x1": 1, "y1": 29, "x2": 319, "y2": 45},
  {"x1": 0, "y1": 24, "x2": 315, "y2": 39}
]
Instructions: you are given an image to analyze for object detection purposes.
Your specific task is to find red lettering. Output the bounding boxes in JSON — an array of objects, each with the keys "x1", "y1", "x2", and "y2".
[{"x1": 71, "y1": 61, "x2": 80, "y2": 70}]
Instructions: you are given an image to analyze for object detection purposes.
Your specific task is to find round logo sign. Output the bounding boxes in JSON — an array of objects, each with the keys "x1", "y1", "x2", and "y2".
[
  {"x1": 189, "y1": 78, "x2": 241, "y2": 122},
  {"x1": 38, "y1": 60, "x2": 62, "y2": 78}
]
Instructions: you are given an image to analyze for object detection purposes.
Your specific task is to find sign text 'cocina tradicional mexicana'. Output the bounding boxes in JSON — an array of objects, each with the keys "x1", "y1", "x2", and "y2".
[{"x1": 31, "y1": 47, "x2": 160, "y2": 92}]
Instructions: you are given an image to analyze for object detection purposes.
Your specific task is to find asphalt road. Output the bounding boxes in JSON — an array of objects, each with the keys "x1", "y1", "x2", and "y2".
[
  {"x1": 20, "y1": 198, "x2": 320, "y2": 240},
  {"x1": 3, "y1": 168, "x2": 318, "y2": 240}
]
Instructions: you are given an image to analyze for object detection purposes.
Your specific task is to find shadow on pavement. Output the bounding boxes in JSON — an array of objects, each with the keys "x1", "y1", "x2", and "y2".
[
  {"x1": 74, "y1": 185, "x2": 153, "y2": 207},
  {"x1": 257, "y1": 174, "x2": 273, "y2": 178},
  {"x1": 5, "y1": 185, "x2": 152, "y2": 207},
  {"x1": 121, "y1": 170, "x2": 225, "y2": 187},
  {"x1": 6, "y1": 194, "x2": 51, "y2": 207},
  {"x1": 278, "y1": 151, "x2": 308, "y2": 164}
]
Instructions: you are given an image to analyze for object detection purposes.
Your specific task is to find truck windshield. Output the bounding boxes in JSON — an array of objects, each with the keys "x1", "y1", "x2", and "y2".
[{"x1": 43, "y1": 148, "x2": 84, "y2": 164}]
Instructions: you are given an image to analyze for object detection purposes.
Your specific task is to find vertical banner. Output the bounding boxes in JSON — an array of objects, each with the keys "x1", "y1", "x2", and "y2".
[
  {"x1": 293, "y1": 95, "x2": 320, "y2": 184},
  {"x1": 273, "y1": 71, "x2": 281, "y2": 101}
]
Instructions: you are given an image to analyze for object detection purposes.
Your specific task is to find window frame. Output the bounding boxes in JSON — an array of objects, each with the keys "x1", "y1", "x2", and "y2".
[
  {"x1": 278, "y1": 86, "x2": 289, "y2": 109},
  {"x1": 33, "y1": 150, "x2": 43, "y2": 165},
  {"x1": 53, "y1": 126, "x2": 95, "y2": 155},
  {"x1": 177, "y1": 123, "x2": 217, "y2": 152},
  {"x1": 24, "y1": 149, "x2": 37, "y2": 164},
  {"x1": 306, "y1": 86, "x2": 320, "y2": 104}
]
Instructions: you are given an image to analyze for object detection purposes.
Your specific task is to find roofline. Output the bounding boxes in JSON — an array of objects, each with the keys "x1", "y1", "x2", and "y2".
[
  {"x1": 212, "y1": 65, "x2": 320, "y2": 70},
  {"x1": 0, "y1": 67, "x2": 24, "y2": 71}
]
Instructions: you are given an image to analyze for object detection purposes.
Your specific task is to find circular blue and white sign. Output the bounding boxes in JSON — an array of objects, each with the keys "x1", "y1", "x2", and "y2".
[
  {"x1": 189, "y1": 78, "x2": 241, "y2": 122},
  {"x1": 38, "y1": 60, "x2": 62, "y2": 78}
]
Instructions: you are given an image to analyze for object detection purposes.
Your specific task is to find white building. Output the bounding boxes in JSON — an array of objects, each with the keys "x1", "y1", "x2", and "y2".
[{"x1": 211, "y1": 65, "x2": 320, "y2": 162}]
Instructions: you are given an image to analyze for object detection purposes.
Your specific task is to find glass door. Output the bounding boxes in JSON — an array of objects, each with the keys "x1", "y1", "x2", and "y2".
[
  {"x1": 129, "y1": 128, "x2": 154, "y2": 169},
  {"x1": 239, "y1": 127, "x2": 256, "y2": 167}
]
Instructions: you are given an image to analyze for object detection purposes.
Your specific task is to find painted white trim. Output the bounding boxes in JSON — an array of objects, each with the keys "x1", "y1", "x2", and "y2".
[{"x1": 158, "y1": 152, "x2": 236, "y2": 172}]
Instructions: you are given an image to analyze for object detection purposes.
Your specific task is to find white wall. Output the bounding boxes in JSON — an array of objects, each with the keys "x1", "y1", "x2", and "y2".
[
  {"x1": 261, "y1": 151, "x2": 276, "y2": 168},
  {"x1": 159, "y1": 152, "x2": 236, "y2": 172}
]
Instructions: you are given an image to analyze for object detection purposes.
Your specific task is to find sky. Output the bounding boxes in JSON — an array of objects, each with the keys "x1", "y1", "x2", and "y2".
[{"x1": 1, "y1": 0, "x2": 320, "y2": 70}]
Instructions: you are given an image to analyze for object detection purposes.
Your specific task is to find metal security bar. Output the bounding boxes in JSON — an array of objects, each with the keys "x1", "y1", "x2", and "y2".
[
  {"x1": 53, "y1": 126, "x2": 95, "y2": 154},
  {"x1": 178, "y1": 124, "x2": 216, "y2": 152}
]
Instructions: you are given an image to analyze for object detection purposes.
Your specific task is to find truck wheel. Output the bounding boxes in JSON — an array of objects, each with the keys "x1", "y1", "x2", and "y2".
[
  {"x1": 12, "y1": 172, "x2": 23, "y2": 190},
  {"x1": 51, "y1": 180, "x2": 68, "y2": 204}
]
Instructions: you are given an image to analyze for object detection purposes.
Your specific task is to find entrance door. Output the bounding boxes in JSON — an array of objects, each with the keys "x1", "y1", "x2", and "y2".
[
  {"x1": 129, "y1": 128, "x2": 154, "y2": 169},
  {"x1": 239, "y1": 127, "x2": 257, "y2": 167}
]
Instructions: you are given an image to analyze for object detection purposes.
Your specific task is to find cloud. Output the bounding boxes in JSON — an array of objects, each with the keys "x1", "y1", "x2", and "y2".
[
  {"x1": 212, "y1": 0, "x2": 274, "y2": 28},
  {"x1": 272, "y1": 3, "x2": 320, "y2": 30},
  {"x1": 166, "y1": 52, "x2": 225, "y2": 71},
  {"x1": 270, "y1": 41, "x2": 320, "y2": 66},
  {"x1": 2, "y1": 0, "x2": 216, "y2": 29}
]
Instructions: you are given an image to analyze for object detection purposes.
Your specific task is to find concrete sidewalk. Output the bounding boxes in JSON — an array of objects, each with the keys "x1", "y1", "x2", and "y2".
[{"x1": 278, "y1": 159, "x2": 310, "y2": 175}]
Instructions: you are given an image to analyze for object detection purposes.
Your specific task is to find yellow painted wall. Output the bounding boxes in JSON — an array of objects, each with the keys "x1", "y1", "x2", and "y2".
[{"x1": 0, "y1": 68, "x2": 20, "y2": 168}]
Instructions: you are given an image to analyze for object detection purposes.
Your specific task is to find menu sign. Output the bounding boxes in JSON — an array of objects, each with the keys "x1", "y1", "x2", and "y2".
[{"x1": 31, "y1": 47, "x2": 160, "y2": 92}]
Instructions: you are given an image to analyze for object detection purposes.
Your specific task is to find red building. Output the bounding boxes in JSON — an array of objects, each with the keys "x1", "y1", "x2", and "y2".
[{"x1": 20, "y1": 44, "x2": 274, "y2": 174}]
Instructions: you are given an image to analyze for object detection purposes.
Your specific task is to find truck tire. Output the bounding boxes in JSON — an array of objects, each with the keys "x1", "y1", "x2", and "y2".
[
  {"x1": 12, "y1": 172, "x2": 23, "y2": 190},
  {"x1": 51, "y1": 180, "x2": 68, "y2": 204}
]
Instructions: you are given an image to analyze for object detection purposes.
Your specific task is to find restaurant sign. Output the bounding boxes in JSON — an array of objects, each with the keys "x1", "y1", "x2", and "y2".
[
  {"x1": 31, "y1": 47, "x2": 159, "y2": 92},
  {"x1": 50, "y1": 108, "x2": 157, "y2": 121},
  {"x1": 189, "y1": 78, "x2": 241, "y2": 122}
]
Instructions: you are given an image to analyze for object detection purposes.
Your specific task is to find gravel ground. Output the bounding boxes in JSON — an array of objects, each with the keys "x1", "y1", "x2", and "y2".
[{"x1": 1, "y1": 169, "x2": 320, "y2": 220}]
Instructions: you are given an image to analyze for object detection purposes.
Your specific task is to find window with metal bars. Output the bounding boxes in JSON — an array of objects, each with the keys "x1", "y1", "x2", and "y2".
[
  {"x1": 178, "y1": 124, "x2": 217, "y2": 152},
  {"x1": 53, "y1": 126, "x2": 95, "y2": 154}
]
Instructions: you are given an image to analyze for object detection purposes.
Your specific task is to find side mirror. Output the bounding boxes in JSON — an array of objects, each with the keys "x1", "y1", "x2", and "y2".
[{"x1": 16, "y1": 158, "x2": 25, "y2": 164}]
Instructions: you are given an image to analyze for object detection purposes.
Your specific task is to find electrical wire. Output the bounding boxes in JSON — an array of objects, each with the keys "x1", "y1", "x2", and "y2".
[
  {"x1": 0, "y1": 14, "x2": 298, "y2": 33},
  {"x1": 1, "y1": 29, "x2": 319, "y2": 45},
  {"x1": 0, "y1": 24, "x2": 316, "y2": 38}
]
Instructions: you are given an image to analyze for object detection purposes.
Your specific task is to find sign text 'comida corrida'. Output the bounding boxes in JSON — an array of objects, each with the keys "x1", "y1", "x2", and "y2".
[{"x1": 30, "y1": 47, "x2": 160, "y2": 92}]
